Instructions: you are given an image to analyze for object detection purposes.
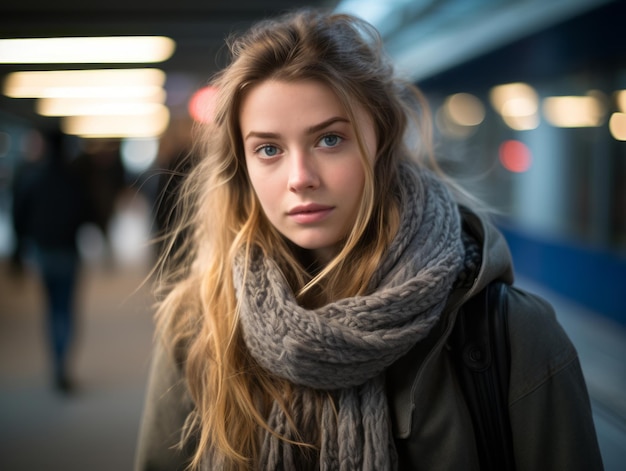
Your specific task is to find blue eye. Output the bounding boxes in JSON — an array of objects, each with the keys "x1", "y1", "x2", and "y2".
[
  {"x1": 258, "y1": 145, "x2": 279, "y2": 157},
  {"x1": 319, "y1": 134, "x2": 342, "y2": 148}
]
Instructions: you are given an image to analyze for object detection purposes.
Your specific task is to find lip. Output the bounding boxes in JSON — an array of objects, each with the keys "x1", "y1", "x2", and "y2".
[{"x1": 287, "y1": 203, "x2": 334, "y2": 224}]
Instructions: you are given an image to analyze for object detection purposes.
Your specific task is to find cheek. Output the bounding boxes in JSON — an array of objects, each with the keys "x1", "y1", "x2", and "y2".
[
  {"x1": 248, "y1": 171, "x2": 280, "y2": 213},
  {"x1": 337, "y1": 161, "x2": 366, "y2": 195}
]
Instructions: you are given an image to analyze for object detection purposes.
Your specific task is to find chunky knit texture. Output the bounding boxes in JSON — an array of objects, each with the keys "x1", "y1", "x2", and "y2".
[{"x1": 232, "y1": 164, "x2": 465, "y2": 470}]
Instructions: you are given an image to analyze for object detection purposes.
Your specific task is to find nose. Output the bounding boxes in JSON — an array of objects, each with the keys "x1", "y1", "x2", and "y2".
[{"x1": 288, "y1": 151, "x2": 320, "y2": 192}]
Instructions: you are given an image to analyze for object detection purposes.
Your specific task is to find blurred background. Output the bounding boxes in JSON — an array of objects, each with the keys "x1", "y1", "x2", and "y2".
[{"x1": 0, "y1": 0, "x2": 624, "y2": 469}]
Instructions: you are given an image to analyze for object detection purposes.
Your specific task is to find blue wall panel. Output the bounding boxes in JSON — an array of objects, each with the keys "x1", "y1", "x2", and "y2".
[{"x1": 499, "y1": 224, "x2": 626, "y2": 326}]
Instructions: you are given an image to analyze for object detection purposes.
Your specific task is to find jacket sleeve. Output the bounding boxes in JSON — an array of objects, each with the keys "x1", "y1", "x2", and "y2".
[
  {"x1": 506, "y1": 287, "x2": 604, "y2": 471},
  {"x1": 134, "y1": 339, "x2": 195, "y2": 471}
]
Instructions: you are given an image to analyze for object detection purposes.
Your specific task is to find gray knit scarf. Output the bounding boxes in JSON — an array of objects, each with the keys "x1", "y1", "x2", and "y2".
[{"x1": 233, "y1": 164, "x2": 464, "y2": 470}]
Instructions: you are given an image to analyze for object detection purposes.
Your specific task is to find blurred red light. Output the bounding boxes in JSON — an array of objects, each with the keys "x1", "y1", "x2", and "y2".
[
  {"x1": 188, "y1": 86, "x2": 218, "y2": 123},
  {"x1": 498, "y1": 139, "x2": 532, "y2": 173}
]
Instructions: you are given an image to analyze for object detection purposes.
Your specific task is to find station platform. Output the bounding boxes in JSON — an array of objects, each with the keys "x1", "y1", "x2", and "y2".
[{"x1": 0, "y1": 260, "x2": 624, "y2": 470}]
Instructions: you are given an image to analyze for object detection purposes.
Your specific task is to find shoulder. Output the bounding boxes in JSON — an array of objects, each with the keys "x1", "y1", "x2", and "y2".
[
  {"x1": 503, "y1": 285, "x2": 579, "y2": 403},
  {"x1": 135, "y1": 339, "x2": 195, "y2": 470}
]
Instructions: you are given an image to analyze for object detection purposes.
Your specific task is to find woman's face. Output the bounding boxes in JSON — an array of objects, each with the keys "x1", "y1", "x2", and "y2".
[{"x1": 240, "y1": 79, "x2": 377, "y2": 265}]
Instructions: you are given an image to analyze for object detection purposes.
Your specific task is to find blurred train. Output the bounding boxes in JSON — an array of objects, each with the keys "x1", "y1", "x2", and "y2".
[{"x1": 410, "y1": 0, "x2": 626, "y2": 323}]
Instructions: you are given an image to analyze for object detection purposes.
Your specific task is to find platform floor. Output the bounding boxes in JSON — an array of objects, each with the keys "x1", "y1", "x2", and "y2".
[
  {"x1": 0, "y1": 260, "x2": 154, "y2": 471},
  {"x1": 0, "y1": 260, "x2": 624, "y2": 470}
]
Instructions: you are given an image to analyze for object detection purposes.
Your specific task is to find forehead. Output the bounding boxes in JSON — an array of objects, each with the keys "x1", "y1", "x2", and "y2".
[{"x1": 239, "y1": 80, "x2": 347, "y2": 125}]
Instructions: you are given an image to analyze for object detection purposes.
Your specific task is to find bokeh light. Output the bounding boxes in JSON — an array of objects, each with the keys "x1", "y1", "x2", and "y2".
[
  {"x1": 189, "y1": 86, "x2": 219, "y2": 124},
  {"x1": 499, "y1": 139, "x2": 532, "y2": 173}
]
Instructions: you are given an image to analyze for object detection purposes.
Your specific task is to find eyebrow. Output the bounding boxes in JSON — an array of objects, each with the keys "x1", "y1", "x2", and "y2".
[{"x1": 244, "y1": 116, "x2": 350, "y2": 141}]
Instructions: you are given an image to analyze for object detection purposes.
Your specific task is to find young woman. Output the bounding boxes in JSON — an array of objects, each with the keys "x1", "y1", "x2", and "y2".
[{"x1": 135, "y1": 9, "x2": 603, "y2": 471}]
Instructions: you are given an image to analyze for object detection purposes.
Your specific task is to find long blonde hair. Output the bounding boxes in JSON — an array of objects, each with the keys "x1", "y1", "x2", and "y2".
[{"x1": 154, "y1": 9, "x2": 435, "y2": 470}]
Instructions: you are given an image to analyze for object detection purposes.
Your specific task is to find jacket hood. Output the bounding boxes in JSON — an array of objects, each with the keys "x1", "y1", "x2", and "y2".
[{"x1": 461, "y1": 206, "x2": 514, "y2": 298}]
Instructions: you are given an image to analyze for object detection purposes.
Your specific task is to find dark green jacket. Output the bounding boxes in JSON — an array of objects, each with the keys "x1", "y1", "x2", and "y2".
[
  {"x1": 135, "y1": 209, "x2": 603, "y2": 470},
  {"x1": 388, "y1": 209, "x2": 603, "y2": 470}
]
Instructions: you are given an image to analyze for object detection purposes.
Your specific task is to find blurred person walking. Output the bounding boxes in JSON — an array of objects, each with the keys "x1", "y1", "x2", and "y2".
[{"x1": 11, "y1": 129, "x2": 92, "y2": 393}]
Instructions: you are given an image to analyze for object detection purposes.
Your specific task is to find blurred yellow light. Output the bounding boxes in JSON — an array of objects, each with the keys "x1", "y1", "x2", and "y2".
[
  {"x1": 435, "y1": 106, "x2": 475, "y2": 139},
  {"x1": 543, "y1": 95, "x2": 605, "y2": 127},
  {"x1": 37, "y1": 94, "x2": 167, "y2": 116},
  {"x1": 0, "y1": 36, "x2": 175, "y2": 64},
  {"x1": 609, "y1": 112, "x2": 626, "y2": 141},
  {"x1": 3, "y1": 69, "x2": 166, "y2": 98},
  {"x1": 24, "y1": 85, "x2": 164, "y2": 99},
  {"x1": 501, "y1": 114, "x2": 540, "y2": 131},
  {"x1": 444, "y1": 93, "x2": 485, "y2": 127},
  {"x1": 501, "y1": 97, "x2": 538, "y2": 117},
  {"x1": 490, "y1": 82, "x2": 538, "y2": 115},
  {"x1": 489, "y1": 82, "x2": 539, "y2": 131},
  {"x1": 61, "y1": 108, "x2": 170, "y2": 138},
  {"x1": 616, "y1": 90, "x2": 626, "y2": 113}
]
